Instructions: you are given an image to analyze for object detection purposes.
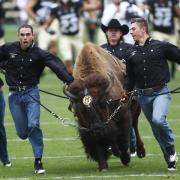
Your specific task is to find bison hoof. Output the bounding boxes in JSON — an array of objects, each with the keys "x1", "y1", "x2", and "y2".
[
  {"x1": 97, "y1": 168, "x2": 108, "y2": 172},
  {"x1": 120, "y1": 152, "x2": 130, "y2": 166},
  {"x1": 97, "y1": 163, "x2": 108, "y2": 172},
  {"x1": 121, "y1": 159, "x2": 130, "y2": 166},
  {"x1": 137, "y1": 146, "x2": 146, "y2": 158}
]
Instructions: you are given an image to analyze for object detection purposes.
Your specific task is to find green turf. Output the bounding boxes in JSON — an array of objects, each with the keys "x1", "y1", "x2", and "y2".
[{"x1": 0, "y1": 24, "x2": 180, "y2": 179}]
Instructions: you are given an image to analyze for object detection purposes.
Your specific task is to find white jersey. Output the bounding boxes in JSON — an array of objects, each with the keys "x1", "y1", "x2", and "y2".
[
  {"x1": 35, "y1": 0, "x2": 58, "y2": 21},
  {"x1": 103, "y1": 0, "x2": 112, "y2": 7},
  {"x1": 101, "y1": 1, "x2": 144, "y2": 44},
  {"x1": 101, "y1": 1, "x2": 143, "y2": 26},
  {"x1": 16, "y1": 0, "x2": 29, "y2": 23}
]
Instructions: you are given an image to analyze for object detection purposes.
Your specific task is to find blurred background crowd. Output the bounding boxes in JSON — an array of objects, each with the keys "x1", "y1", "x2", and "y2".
[{"x1": 0, "y1": 0, "x2": 180, "y2": 77}]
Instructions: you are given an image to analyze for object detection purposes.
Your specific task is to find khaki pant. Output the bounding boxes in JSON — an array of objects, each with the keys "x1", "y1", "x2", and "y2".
[
  {"x1": 0, "y1": 37, "x2": 5, "y2": 46},
  {"x1": 151, "y1": 31, "x2": 177, "y2": 45},
  {"x1": 58, "y1": 32, "x2": 84, "y2": 62},
  {"x1": 28, "y1": 19, "x2": 60, "y2": 51}
]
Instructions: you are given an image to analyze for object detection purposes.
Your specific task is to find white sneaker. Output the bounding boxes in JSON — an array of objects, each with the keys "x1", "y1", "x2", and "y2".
[
  {"x1": 168, "y1": 152, "x2": 178, "y2": 171},
  {"x1": 4, "y1": 162, "x2": 12, "y2": 167},
  {"x1": 34, "y1": 160, "x2": 46, "y2": 174},
  {"x1": 130, "y1": 151, "x2": 137, "y2": 157},
  {"x1": 130, "y1": 147, "x2": 137, "y2": 157}
]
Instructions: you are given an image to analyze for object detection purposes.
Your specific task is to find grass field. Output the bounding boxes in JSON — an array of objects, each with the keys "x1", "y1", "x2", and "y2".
[{"x1": 0, "y1": 24, "x2": 180, "y2": 179}]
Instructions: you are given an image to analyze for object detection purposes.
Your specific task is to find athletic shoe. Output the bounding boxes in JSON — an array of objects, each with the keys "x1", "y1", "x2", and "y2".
[
  {"x1": 130, "y1": 147, "x2": 137, "y2": 157},
  {"x1": 3, "y1": 162, "x2": 12, "y2": 167},
  {"x1": 168, "y1": 152, "x2": 178, "y2": 171},
  {"x1": 34, "y1": 159, "x2": 46, "y2": 174}
]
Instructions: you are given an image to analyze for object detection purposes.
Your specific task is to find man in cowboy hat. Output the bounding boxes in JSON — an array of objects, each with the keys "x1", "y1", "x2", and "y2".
[
  {"x1": 101, "y1": 18, "x2": 138, "y2": 157},
  {"x1": 101, "y1": 18, "x2": 131, "y2": 62}
]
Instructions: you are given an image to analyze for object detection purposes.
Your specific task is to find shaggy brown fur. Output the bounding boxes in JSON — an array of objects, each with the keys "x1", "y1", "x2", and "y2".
[
  {"x1": 65, "y1": 43, "x2": 145, "y2": 171},
  {"x1": 73, "y1": 42, "x2": 126, "y2": 100}
]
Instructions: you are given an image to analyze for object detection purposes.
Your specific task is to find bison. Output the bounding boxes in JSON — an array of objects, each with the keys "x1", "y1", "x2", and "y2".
[{"x1": 64, "y1": 42, "x2": 145, "y2": 171}]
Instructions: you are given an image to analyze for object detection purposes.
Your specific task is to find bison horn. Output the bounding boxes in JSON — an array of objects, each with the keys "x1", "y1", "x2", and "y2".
[
  {"x1": 105, "y1": 74, "x2": 114, "y2": 93},
  {"x1": 63, "y1": 84, "x2": 77, "y2": 100}
]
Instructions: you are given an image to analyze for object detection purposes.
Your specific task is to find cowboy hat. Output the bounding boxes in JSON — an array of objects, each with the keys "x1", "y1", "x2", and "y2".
[{"x1": 101, "y1": 19, "x2": 129, "y2": 35}]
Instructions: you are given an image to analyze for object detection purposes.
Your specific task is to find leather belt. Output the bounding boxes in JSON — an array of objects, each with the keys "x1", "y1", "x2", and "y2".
[
  {"x1": 9, "y1": 86, "x2": 33, "y2": 92},
  {"x1": 137, "y1": 84, "x2": 165, "y2": 96},
  {"x1": 151, "y1": 84, "x2": 165, "y2": 92}
]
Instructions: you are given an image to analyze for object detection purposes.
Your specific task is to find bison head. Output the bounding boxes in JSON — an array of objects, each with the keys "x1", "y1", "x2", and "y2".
[{"x1": 64, "y1": 73, "x2": 116, "y2": 135}]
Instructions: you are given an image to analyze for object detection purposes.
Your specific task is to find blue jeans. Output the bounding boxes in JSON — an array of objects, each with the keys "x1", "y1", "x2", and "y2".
[
  {"x1": 0, "y1": 91, "x2": 10, "y2": 164},
  {"x1": 137, "y1": 85, "x2": 175, "y2": 164},
  {"x1": 130, "y1": 128, "x2": 136, "y2": 150},
  {"x1": 8, "y1": 86, "x2": 44, "y2": 159}
]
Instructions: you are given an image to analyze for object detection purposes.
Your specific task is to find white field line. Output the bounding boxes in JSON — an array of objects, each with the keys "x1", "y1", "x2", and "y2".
[
  {"x1": 0, "y1": 173, "x2": 180, "y2": 180},
  {"x1": 34, "y1": 174, "x2": 180, "y2": 179},
  {"x1": 8, "y1": 153, "x2": 180, "y2": 160},
  {"x1": 7, "y1": 135, "x2": 180, "y2": 142}
]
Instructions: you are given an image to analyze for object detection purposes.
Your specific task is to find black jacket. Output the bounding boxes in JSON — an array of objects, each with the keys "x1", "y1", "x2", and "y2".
[
  {"x1": 101, "y1": 42, "x2": 133, "y2": 61},
  {"x1": 124, "y1": 38, "x2": 180, "y2": 91},
  {"x1": 0, "y1": 42, "x2": 73, "y2": 86}
]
